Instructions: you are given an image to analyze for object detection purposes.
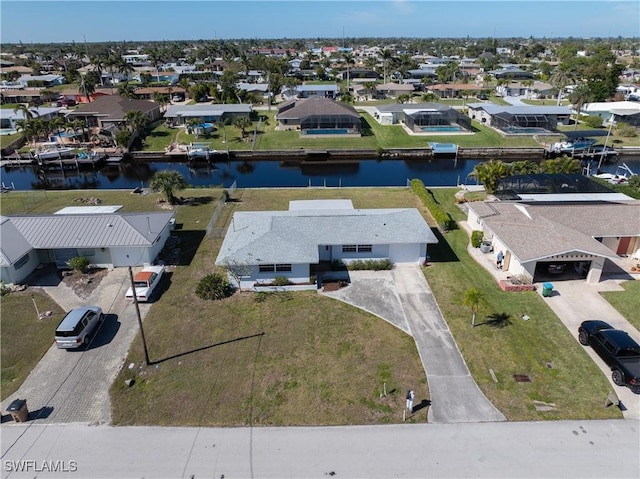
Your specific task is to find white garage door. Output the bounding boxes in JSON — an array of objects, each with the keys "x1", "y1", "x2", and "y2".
[{"x1": 389, "y1": 243, "x2": 422, "y2": 264}]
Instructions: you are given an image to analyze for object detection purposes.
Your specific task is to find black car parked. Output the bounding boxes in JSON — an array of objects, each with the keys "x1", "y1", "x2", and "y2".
[{"x1": 578, "y1": 320, "x2": 640, "y2": 393}]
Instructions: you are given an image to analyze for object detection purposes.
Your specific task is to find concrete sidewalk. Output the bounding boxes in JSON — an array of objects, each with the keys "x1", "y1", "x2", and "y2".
[{"x1": 323, "y1": 266, "x2": 506, "y2": 423}]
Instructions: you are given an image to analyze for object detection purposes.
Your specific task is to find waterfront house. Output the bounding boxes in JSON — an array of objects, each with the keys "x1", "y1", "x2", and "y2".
[
  {"x1": 215, "y1": 200, "x2": 438, "y2": 290},
  {"x1": 65, "y1": 95, "x2": 162, "y2": 130},
  {"x1": 163, "y1": 103, "x2": 253, "y2": 126},
  {"x1": 371, "y1": 102, "x2": 472, "y2": 132},
  {"x1": 467, "y1": 103, "x2": 572, "y2": 132},
  {"x1": 0, "y1": 106, "x2": 64, "y2": 132},
  {"x1": 281, "y1": 84, "x2": 340, "y2": 100},
  {"x1": 275, "y1": 97, "x2": 361, "y2": 135}
]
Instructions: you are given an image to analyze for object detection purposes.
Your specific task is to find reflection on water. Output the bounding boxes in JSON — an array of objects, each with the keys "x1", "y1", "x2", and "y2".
[{"x1": 2, "y1": 156, "x2": 639, "y2": 191}]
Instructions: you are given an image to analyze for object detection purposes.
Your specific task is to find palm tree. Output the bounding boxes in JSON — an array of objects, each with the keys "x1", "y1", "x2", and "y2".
[
  {"x1": 463, "y1": 288, "x2": 485, "y2": 327},
  {"x1": 539, "y1": 156, "x2": 581, "y2": 174},
  {"x1": 118, "y1": 82, "x2": 135, "y2": 99},
  {"x1": 568, "y1": 84, "x2": 592, "y2": 131},
  {"x1": 13, "y1": 103, "x2": 37, "y2": 120},
  {"x1": 149, "y1": 170, "x2": 188, "y2": 205},
  {"x1": 381, "y1": 49, "x2": 393, "y2": 84},
  {"x1": 15, "y1": 118, "x2": 40, "y2": 149},
  {"x1": 123, "y1": 110, "x2": 148, "y2": 134},
  {"x1": 233, "y1": 116, "x2": 252, "y2": 138},
  {"x1": 550, "y1": 66, "x2": 572, "y2": 106},
  {"x1": 89, "y1": 56, "x2": 105, "y2": 86},
  {"x1": 468, "y1": 159, "x2": 511, "y2": 194},
  {"x1": 342, "y1": 52, "x2": 354, "y2": 91},
  {"x1": 147, "y1": 47, "x2": 164, "y2": 83},
  {"x1": 79, "y1": 74, "x2": 96, "y2": 103}
]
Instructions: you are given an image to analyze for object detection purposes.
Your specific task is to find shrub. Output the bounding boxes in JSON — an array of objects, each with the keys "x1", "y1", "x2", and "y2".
[
  {"x1": 68, "y1": 256, "x2": 90, "y2": 273},
  {"x1": 410, "y1": 179, "x2": 456, "y2": 231},
  {"x1": 331, "y1": 259, "x2": 347, "y2": 271},
  {"x1": 0, "y1": 281, "x2": 10, "y2": 296},
  {"x1": 583, "y1": 115, "x2": 603, "y2": 128},
  {"x1": 272, "y1": 276, "x2": 291, "y2": 286},
  {"x1": 195, "y1": 272, "x2": 234, "y2": 300},
  {"x1": 346, "y1": 259, "x2": 392, "y2": 271},
  {"x1": 471, "y1": 231, "x2": 484, "y2": 248}
]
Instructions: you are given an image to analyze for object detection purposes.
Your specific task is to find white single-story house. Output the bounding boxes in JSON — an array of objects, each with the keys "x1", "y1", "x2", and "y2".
[
  {"x1": 580, "y1": 101, "x2": 640, "y2": 127},
  {"x1": 0, "y1": 106, "x2": 64, "y2": 131},
  {"x1": 372, "y1": 102, "x2": 472, "y2": 131},
  {"x1": 281, "y1": 84, "x2": 340, "y2": 100},
  {"x1": 164, "y1": 104, "x2": 253, "y2": 126},
  {"x1": 0, "y1": 210, "x2": 175, "y2": 284},
  {"x1": 466, "y1": 200, "x2": 640, "y2": 284},
  {"x1": 495, "y1": 81, "x2": 554, "y2": 99},
  {"x1": 215, "y1": 200, "x2": 438, "y2": 289}
]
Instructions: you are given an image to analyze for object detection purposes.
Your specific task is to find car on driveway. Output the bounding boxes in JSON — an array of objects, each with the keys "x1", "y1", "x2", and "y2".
[
  {"x1": 55, "y1": 306, "x2": 104, "y2": 349},
  {"x1": 125, "y1": 265, "x2": 164, "y2": 302},
  {"x1": 578, "y1": 320, "x2": 640, "y2": 393}
]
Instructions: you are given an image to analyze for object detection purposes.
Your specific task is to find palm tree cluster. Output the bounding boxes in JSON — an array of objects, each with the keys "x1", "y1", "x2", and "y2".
[
  {"x1": 13, "y1": 104, "x2": 88, "y2": 148},
  {"x1": 469, "y1": 158, "x2": 582, "y2": 194}
]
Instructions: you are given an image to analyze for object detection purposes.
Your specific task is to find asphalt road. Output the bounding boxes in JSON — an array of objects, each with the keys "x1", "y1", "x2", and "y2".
[{"x1": 1, "y1": 420, "x2": 638, "y2": 478}]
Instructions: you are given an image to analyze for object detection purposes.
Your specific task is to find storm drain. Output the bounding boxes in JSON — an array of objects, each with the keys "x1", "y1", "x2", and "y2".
[{"x1": 513, "y1": 374, "x2": 531, "y2": 382}]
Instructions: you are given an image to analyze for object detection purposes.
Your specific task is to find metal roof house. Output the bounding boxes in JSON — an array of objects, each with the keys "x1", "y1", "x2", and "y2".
[
  {"x1": 466, "y1": 181, "x2": 640, "y2": 284},
  {"x1": 372, "y1": 102, "x2": 472, "y2": 131},
  {"x1": 0, "y1": 211, "x2": 175, "y2": 284},
  {"x1": 215, "y1": 200, "x2": 438, "y2": 290},
  {"x1": 164, "y1": 104, "x2": 253, "y2": 126}
]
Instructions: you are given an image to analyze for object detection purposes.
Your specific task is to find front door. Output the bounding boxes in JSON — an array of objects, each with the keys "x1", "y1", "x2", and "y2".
[
  {"x1": 617, "y1": 237, "x2": 632, "y2": 255},
  {"x1": 503, "y1": 251, "x2": 511, "y2": 270}
]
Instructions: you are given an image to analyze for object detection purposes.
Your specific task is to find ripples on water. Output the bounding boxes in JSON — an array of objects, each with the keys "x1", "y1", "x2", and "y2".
[{"x1": 1, "y1": 156, "x2": 638, "y2": 191}]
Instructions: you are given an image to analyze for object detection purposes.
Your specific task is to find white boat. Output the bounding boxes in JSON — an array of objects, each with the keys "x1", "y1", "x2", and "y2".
[
  {"x1": 187, "y1": 142, "x2": 217, "y2": 160},
  {"x1": 593, "y1": 163, "x2": 637, "y2": 185},
  {"x1": 31, "y1": 142, "x2": 75, "y2": 161}
]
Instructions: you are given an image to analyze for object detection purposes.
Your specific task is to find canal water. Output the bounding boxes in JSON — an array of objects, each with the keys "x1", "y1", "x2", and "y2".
[{"x1": 1, "y1": 156, "x2": 639, "y2": 191}]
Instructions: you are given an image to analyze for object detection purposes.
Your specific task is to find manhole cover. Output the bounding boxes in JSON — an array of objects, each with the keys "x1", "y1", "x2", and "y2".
[{"x1": 513, "y1": 374, "x2": 531, "y2": 382}]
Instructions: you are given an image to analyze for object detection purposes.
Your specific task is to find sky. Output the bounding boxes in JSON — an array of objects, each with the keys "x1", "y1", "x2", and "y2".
[{"x1": 1, "y1": 0, "x2": 639, "y2": 44}]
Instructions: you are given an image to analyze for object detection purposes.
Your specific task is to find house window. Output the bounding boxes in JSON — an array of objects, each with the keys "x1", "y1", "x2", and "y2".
[
  {"x1": 259, "y1": 264, "x2": 275, "y2": 273},
  {"x1": 342, "y1": 245, "x2": 357, "y2": 253},
  {"x1": 275, "y1": 264, "x2": 292, "y2": 272},
  {"x1": 14, "y1": 252, "x2": 30, "y2": 270},
  {"x1": 357, "y1": 245, "x2": 372, "y2": 252}
]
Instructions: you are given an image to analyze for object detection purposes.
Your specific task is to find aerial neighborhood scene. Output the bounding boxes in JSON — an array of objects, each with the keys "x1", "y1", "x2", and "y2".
[{"x1": 1, "y1": 1, "x2": 640, "y2": 477}]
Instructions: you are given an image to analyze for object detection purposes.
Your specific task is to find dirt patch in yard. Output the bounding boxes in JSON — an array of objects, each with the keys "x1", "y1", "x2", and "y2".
[{"x1": 61, "y1": 268, "x2": 109, "y2": 299}]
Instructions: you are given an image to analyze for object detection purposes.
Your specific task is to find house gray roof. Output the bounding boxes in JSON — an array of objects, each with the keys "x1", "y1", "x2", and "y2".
[
  {"x1": 296, "y1": 84, "x2": 339, "y2": 92},
  {"x1": 376, "y1": 102, "x2": 453, "y2": 114},
  {"x1": 164, "y1": 103, "x2": 252, "y2": 119},
  {"x1": 0, "y1": 216, "x2": 31, "y2": 266},
  {"x1": 1, "y1": 212, "x2": 175, "y2": 256},
  {"x1": 276, "y1": 97, "x2": 359, "y2": 120},
  {"x1": 0, "y1": 106, "x2": 63, "y2": 121},
  {"x1": 67, "y1": 95, "x2": 159, "y2": 120},
  {"x1": 215, "y1": 208, "x2": 437, "y2": 265},
  {"x1": 467, "y1": 103, "x2": 572, "y2": 116},
  {"x1": 467, "y1": 201, "x2": 640, "y2": 263}
]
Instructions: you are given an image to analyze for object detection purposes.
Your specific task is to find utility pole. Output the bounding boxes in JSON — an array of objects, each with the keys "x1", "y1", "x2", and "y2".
[{"x1": 128, "y1": 266, "x2": 150, "y2": 365}]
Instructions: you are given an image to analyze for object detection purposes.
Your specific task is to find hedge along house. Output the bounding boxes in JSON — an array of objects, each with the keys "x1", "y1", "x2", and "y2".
[
  {"x1": 0, "y1": 210, "x2": 175, "y2": 284},
  {"x1": 215, "y1": 200, "x2": 438, "y2": 290},
  {"x1": 466, "y1": 176, "x2": 640, "y2": 284}
]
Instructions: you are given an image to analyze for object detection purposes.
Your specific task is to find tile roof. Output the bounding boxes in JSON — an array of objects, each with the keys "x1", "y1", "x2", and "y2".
[
  {"x1": 276, "y1": 97, "x2": 359, "y2": 120},
  {"x1": 216, "y1": 208, "x2": 437, "y2": 265},
  {"x1": 68, "y1": 95, "x2": 159, "y2": 120}
]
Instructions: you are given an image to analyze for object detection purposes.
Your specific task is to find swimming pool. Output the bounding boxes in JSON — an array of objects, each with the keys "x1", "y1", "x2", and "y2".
[
  {"x1": 421, "y1": 126, "x2": 461, "y2": 132},
  {"x1": 505, "y1": 127, "x2": 548, "y2": 134},
  {"x1": 305, "y1": 129, "x2": 349, "y2": 135}
]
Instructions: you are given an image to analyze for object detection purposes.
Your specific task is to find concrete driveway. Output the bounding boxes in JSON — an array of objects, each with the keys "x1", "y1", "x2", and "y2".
[
  {"x1": 323, "y1": 265, "x2": 506, "y2": 423},
  {"x1": 1, "y1": 268, "x2": 153, "y2": 425},
  {"x1": 540, "y1": 280, "x2": 640, "y2": 419}
]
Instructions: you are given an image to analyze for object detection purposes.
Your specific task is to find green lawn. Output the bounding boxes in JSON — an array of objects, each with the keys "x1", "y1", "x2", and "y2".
[
  {"x1": 110, "y1": 187, "x2": 430, "y2": 426},
  {"x1": 1, "y1": 187, "x2": 626, "y2": 424},
  {"x1": 1, "y1": 290, "x2": 65, "y2": 400},
  {"x1": 0, "y1": 132, "x2": 22, "y2": 150},
  {"x1": 601, "y1": 281, "x2": 640, "y2": 331},
  {"x1": 1, "y1": 103, "x2": 21, "y2": 109}
]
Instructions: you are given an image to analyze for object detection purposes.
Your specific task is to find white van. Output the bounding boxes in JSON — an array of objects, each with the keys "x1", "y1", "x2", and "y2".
[{"x1": 54, "y1": 306, "x2": 103, "y2": 349}]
